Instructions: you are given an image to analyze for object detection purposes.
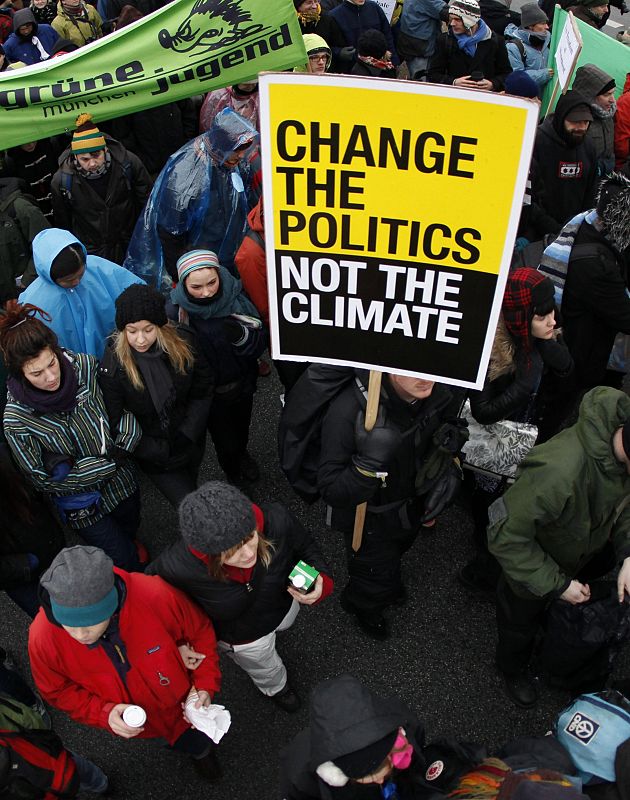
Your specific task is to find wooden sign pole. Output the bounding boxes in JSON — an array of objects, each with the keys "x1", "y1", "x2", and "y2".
[{"x1": 351, "y1": 370, "x2": 382, "y2": 552}]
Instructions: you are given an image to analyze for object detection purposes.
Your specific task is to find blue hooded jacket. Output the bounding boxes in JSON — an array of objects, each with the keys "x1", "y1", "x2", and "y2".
[
  {"x1": 504, "y1": 23, "x2": 551, "y2": 88},
  {"x1": 124, "y1": 108, "x2": 260, "y2": 289},
  {"x1": 19, "y1": 228, "x2": 144, "y2": 359},
  {"x1": 3, "y1": 8, "x2": 58, "y2": 65}
]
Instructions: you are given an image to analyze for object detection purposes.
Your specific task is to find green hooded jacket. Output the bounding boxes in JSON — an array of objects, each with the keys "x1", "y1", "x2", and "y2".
[{"x1": 487, "y1": 386, "x2": 630, "y2": 598}]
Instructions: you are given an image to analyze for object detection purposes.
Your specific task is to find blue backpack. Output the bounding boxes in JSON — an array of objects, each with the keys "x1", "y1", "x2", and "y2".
[{"x1": 555, "y1": 690, "x2": 630, "y2": 784}]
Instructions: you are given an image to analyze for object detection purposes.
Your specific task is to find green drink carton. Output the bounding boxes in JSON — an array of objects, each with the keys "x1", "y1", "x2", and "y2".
[{"x1": 288, "y1": 560, "x2": 319, "y2": 593}]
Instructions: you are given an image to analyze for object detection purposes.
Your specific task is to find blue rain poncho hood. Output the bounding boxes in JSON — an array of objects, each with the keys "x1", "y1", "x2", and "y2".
[
  {"x1": 124, "y1": 108, "x2": 260, "y2": 289},
  {"x1": 19, "y1": 228, "x2": 144, "y2": 359}
]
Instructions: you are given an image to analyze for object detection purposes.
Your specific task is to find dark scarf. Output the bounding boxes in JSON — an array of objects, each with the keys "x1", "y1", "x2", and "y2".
[
  {"x1": 8, "y1": 351, "x2": 79, "y2": 414},
  {"x1": 132, "y1": 344, "x2": 176, "y2": 430},
  {"x1": 170, "y1": 264, "x2": 259, "y2": 322}
]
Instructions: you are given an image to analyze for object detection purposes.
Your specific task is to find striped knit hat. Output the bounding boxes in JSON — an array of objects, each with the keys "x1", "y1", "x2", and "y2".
[
  {"x1": 448, "y1": 0, "x2": 481, "y2": 28},
  {"x1": 71, "y1": 113, "x2": 106, "y2": 154},
  {"x1": 176, "y1": 250, "x2": 220, "y2": 284}
]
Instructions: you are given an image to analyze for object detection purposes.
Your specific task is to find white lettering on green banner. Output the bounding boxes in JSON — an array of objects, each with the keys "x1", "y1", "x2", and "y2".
[{"x1": 0, "y1": 0, "x2": 306, "y2": 149}]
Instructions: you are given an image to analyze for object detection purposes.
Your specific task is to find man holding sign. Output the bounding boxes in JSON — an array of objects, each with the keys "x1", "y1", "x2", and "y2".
[{"x1": 316, "y1": 369, "x2": 466, "y2": 640}]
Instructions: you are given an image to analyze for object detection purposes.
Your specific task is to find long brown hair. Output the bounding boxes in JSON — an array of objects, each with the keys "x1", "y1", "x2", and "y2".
[
  {"x1": 112, "y1": 322, "x2": 194, "y2": 390},
  {"x1": 0, "y1": 301, "x2": 62, "y2": 378},
  {"x1": 208, "y1": 532, "x2": 275, "y2": 581}
]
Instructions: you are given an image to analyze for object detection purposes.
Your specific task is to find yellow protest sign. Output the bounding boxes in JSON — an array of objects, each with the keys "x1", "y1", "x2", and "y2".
[{"x1": 259, "y1": 74, "x2": 538, "y2": 389}]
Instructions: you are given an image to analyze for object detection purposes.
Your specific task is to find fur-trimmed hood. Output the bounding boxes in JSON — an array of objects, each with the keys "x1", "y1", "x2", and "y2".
[{"x1": 487, "y1": 316, "x2": 516, "y2": 382}]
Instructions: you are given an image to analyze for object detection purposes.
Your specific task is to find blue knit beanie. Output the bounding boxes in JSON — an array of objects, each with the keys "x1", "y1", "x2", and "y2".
[{"x1": 505, "y1": 71, "x2": 540, "y2": 99}]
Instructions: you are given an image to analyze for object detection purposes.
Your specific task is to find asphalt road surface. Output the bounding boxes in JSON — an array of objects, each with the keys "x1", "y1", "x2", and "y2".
[{"x1": 2, "y1": 369, "x2": 629, "y2": 799}]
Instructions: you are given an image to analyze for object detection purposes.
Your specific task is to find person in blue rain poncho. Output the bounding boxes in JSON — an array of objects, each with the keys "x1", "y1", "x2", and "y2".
[
  {"x1": 19, "y1": 228, "x2": 144, "y2": 360},
  {"x1": 124, "y1": 108, "x2": 261, "y2": 289}
]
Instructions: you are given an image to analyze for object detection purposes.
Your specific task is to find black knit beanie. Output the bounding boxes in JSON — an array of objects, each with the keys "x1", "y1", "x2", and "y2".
[
  {"x1": 115, "y1": 284, "x2": 168, "y2": 330},
  {"x1": 357, "y1": 29, "x2": 388, "y2": 58},
  {"x1": 179, "y1": 481, "x2": 256, "y2": 554},
  {"x1": 50, "y1": 245, "x2": 85, "y2": 282}
]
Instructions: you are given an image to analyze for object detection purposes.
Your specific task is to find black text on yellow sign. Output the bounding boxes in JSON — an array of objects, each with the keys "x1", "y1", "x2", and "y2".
[{"x1": 261, "y1": 76, "x2": 536, "y2": 387}]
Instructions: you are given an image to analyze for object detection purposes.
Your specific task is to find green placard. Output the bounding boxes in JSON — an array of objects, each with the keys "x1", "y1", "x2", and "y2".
[
  {"x1": 0, "y1": 0, "x2": 306, "y2": 149},
  {"x1": 542, "y1": 6, "x2": 630, "y2": 114}
]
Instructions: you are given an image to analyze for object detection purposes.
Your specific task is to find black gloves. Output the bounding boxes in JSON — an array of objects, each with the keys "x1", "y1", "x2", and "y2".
[
  {"x1": 222, "y1": 318, "x2": 247, "y2": 346},
  {"x1": 106, "y1": 445, "x2": 131, "y2": 467},
  {"x1": 420, "y1": 460, "x2": 463, "y2": 523},
  {"x1": 535, "y1": 337, "x2": 573, "y2": 377},
  {"x1": 338, "y1": 46, "x2": 356, "y2": 63},
  {"x1": 353, "y1": 410, "x2": 402, "y2": 475}
]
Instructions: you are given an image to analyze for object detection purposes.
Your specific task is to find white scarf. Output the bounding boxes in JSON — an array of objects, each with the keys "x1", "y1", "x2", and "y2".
[{"x1": 31, "y1": 35, "x2": 50, "y2": 60}]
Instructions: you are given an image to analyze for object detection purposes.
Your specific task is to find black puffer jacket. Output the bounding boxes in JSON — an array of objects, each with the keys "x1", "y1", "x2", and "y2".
[
  {"x1": 146, "y1": 502, "x2": 330, "y2": 643},
  {"x1": 51, "y1": 135, "x2": 151, "y2": 263},
  {"x1": 98, "y1": 326, "x2": 213, "y2": 473}
]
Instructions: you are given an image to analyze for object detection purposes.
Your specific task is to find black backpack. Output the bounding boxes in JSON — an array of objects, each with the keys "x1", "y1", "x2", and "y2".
[
  {"x1": 278, "y1": 365, "x2": 362, "y2": 504},
  {"x1": 537, "y1": 582, "x2": 630, "y2": 694},
  {"x1": 0, "y1": 695, "x2": 79, "y2": 800}
]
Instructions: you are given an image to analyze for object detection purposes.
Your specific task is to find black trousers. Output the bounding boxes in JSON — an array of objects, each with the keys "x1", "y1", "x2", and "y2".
[
  {"x1": 341, "y1": 513, "x2": 419, "y2": 614},
  {"x1": 496, "y1": 543, "x2": 617, "y2": 676},
  {"x1": 142, "y1": 438, "x2": 205, "y2": 509},
  {"x1": 207, "y1": 393, "x2": 254, "y2": 479}
]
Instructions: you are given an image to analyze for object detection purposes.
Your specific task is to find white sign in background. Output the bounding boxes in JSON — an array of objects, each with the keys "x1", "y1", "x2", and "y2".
[
  {"x1": 554, "y1": 11, "x2": 582, "y2": 91},
  {"x1": 375, "y1": 0, "x2": 397, "y2": 23}
]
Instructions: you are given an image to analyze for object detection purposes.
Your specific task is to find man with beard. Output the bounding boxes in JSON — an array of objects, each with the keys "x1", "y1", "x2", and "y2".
[
  {"x1": 567, "y1": 0, "x2": 609, "y2": 29},
  {"x1": 573, "y1": 65, "x2": 617, "y2": 175},
  {"x1": 533, "y1": 90, "x2": 599, "y2": 228}
]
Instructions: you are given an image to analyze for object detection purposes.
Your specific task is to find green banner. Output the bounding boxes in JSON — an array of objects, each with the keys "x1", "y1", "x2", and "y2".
[
  {"x1": 0, "y1": 0, "x2": 306, "y2": 149},
  {"x1": 542, "y1": 6, "x2": 630, "y2": 114}
]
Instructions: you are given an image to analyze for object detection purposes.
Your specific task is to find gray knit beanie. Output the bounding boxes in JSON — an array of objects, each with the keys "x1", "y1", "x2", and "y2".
[
  {"x1": 520, "y1": 3, "x2": 548, "y2": 27},
  {"x1": 179, "y1": 481, "x2": 256, "y2": 554},
  {"x1": 40, "y1": 546, "x2": 118, "y2": 627}
]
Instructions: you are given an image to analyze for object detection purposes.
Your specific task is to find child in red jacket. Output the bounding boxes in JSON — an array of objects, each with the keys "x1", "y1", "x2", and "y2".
[{"x1": 28, "y1": 545, "x2": 224, "y2": 782}]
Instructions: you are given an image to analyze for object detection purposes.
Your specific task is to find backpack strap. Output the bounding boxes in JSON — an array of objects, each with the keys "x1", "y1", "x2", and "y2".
[
  {"x1": 59, "y1": 172, "x2": 73, "y2": 204},
  {"x1": 506, "y1": 36, "x2": 527, "y2": 69},
  {"x1": 245, "y1": 227, "x2": 264, "y2": 250},
  {"x1": 120, "y1": 160, "x2": 132, "y2": 192}
]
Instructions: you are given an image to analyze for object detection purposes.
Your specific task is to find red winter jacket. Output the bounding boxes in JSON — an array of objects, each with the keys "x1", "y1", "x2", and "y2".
[
  {"x1": 614, "y1": 73, "x2": 630, "y2": 170},
  {"x1": 235, "y1": 197, "x2": 268, "y2": 328},
  {"x1": 28, "y1": 570, "x2": 221, "y2": 745}
]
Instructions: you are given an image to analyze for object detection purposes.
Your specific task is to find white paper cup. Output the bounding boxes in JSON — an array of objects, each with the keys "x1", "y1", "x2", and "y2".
[{"x1": 122, "y1": 705, "x2": 146, "y2": 728}]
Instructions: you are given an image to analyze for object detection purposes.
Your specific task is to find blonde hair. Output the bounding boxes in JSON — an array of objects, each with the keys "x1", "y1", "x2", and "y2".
[
  {"x1": 209, "y1": 532, "x2": 275, "y2": 581},
  {"x1": 113, "y1": 322, "x2": 194, "y2": 390}
]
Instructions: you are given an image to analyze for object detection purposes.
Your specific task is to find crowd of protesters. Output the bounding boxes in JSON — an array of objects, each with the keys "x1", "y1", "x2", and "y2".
[{"x1": 0, "y1": 0, "x2": 630, "y2": 797}]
